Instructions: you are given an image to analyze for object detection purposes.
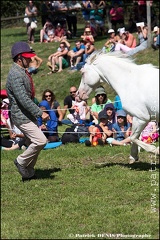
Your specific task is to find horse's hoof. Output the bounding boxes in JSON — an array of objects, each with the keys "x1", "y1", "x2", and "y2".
[{"x1": 129, "y1": 155, "x2": 139, "y2": 164}]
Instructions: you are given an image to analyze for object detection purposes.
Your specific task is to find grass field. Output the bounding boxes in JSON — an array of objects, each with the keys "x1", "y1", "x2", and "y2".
[{"x1": 1, "y1": 24, "x2": 159, "y2": 239}]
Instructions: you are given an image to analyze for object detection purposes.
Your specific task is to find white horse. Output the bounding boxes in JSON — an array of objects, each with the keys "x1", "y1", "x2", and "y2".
[{"x1": 78, "y1": 50, "x2": 159, "y2": 163}]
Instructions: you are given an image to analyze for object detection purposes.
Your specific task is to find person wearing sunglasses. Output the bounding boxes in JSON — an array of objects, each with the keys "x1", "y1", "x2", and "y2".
[
  {"x1": 90, "y1": 86, "x2": 111, "y2": 124},
  {"x1": 62, "y1": 86, "x2": 77, "y2": 124},
  {"x1": 42, "y1": 89, "x2": 63, "y2": 124}
]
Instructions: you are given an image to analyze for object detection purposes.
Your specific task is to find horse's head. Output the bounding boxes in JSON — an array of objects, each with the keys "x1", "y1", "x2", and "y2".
[{"x1": 78, "y1": 64, "x2": 101, "y2": 100}]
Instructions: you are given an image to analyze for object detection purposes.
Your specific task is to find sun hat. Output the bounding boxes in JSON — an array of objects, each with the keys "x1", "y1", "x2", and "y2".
[
  {"x1": 119, "y1": 27, "x2": 126, "y2": 36},
  {"x1": 98, "y1": 110, "x2": 108, "y2": 120},
  {"x1": 153, "y1": 26, "x2": 158, "y2": 32},
  {"x1": 95, "y1": 87, "x2": 106, "y2": 96},
  {"x1": 1, "y1": 98, "x2": 9, "y2": 107},
  {"x1": 116, "y1": 109, "x2": 127, "y2": 117},
  {"x1": 11, "y1": 41, "x2": 36, "y2": 59},
  {"x1": 108, "y1": 29, "x2": 115, "y2": 33}
]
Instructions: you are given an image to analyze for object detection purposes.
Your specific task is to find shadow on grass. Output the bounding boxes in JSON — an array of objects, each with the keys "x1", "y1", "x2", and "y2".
[
  {"x1": 95, "y1": 161, "x2": 159, "y2": 171},
  {"x1": 35, "y1": 167, "x2": 61, "y2": 180}
]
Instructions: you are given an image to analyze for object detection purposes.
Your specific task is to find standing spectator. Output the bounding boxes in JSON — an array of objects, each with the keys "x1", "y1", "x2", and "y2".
[
  {"x1": 66, "y1": 1, "x2": 82, "y2": 38},
  {"x1": 68, "y1": 40, "x2": 85, "y2": 70},
  {"x1": 47, "y1": 41, "x2": 69, "y2": 74},
  {"x1": 6, "y1": 41, "x2": 49, "y2": 182},
  {"x1": 90, "y1": 2, "x2": 106, "y2": 36},
  {"x1": 25, "y1": 0, "x2": 38, "y2": 43},
  {"x1": 109, "y1": 2, "x2": 124, "y2": 32},
  {"x1": 82, "y1": 0, "x2": 94, "y2": 21},
  {"x1": 42, "y1": 89, "x2": 63, "y2": 123},
  {"x1": 53, "y1": 0, "x2": 68, "y2": 27},
  {"x1": 41, "y1": 1, "x2": 54, "y2": 26}
]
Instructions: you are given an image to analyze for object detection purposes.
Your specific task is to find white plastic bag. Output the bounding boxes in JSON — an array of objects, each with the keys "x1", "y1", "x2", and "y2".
[
  {"x1": 31, "y1": 21, "x2": 37, "y2": 29},
  {"x1": 24, "y1": 13, "x2": 30, "y2": 24}
]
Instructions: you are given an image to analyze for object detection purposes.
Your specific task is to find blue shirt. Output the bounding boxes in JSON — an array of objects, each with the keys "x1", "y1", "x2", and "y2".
[
  {"x1": 72, "y1": 44, "x2": 85, "y2": 52},
  {"x1": 112, "y1": 122, "x2": 131, "y2": 141}
]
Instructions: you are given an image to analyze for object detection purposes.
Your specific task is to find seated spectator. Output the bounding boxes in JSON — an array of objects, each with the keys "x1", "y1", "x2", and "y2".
[
  {"x1": 106, "y1": 109, "x2": 131, "y2": 146},
  {"x1": 37, "y1": 100, "x2": 59, "y2": 142},
  {"x1": 1, "y1": 98, "x2": 9, "y2": 127},
  {"x1": 139, "y1": 121, "x2": 159, "y2": 143},
  {"x1": 81, "y1": 27, "x2": 95, "y2": 44},
  {"x1": 47, "y1": 41, "x2": 69, "y2": 74},
  {"x1": 54, "y1": 23, "x2": 67, "y2": 42},
  {"x1": 1, "y1": 110, "x2": 26, "y2": 150},
  {"x1": 152, "y1": 26, "x2": 160, "y2": 50},
  {"x1": 62, "y1": 86, "x2": 77, "y2": 123},
  {"x1": 109, "y1": 2, "x2": 124, "y2": 32},
  {"x1": 115, "y1": 23, "x2": 148, "y2": 55},
  {"x1": 119, "y1": 28, "x2": 137, "y2": 48},
  {"x1": 42, "y1": 89, "x2": 63, "y2": 123},
  {"x1": 67, "y1": 94, "x2": 89, "y2": 124},
  {"x1": 28, "y1": 53, "x2": 43, "y2": 75},
  {"x1": 90, "y1": 86, "x2": 112, "y2": 124},
  {"x1": 102, "y1": 29, "x2": 120, "y2": 52},
  {"x1": 82, "y1": 39, "x2": 96, "y2": 64},
  {"x1": 1, "y1": 138, "x2": 26, "y2": 151},
  {"x1": 104, "y1": 103, "x2": 116, "y2": 131},
  {"x1": 68, "y1": 40, "x2": 85, "y2": 70},
  {"x1": 40, "y1": 20, "x2": 54, "y2": 43},
  {"x1": 85, "y1": 110, "x2": 113, "y2": 146}
]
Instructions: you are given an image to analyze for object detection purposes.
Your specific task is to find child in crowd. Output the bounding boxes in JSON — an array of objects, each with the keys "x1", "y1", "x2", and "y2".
[
  {"x1": 140, "y1": 121, "x2": 159, "y2": 143},
  {"x1": 85, "y1": 110, "x2": 112, "y2": 146},
  {"x1": 106, "y1": 109, "x2": 131, "y2": 146},
  {"x1": 0, "y1": 98, "x2": 9, "y2": 127},
  {"x1": 81, "y1": 27, "x2": 95, "y2": 44},
  {"x1": 67, "y1": 95, "x2": 89, "y2": 124}
]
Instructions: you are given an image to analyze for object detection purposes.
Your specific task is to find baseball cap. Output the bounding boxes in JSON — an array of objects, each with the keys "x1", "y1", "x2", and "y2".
[
  {"x1": 108, "y1": 29, "x2": 115, "y2": 33},
  {"x1": 116, "y1": 109, "x2": 126, "y2": 117},
  {"x1": 98, "y1": 110, "x2": 108, "y2": 120},
  {"x1": 153, "y1": 26, "x2": 158, "y2": 32}
]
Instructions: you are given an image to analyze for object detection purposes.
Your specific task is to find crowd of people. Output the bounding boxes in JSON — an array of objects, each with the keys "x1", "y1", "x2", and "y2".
[
  {"x1": 22, "y1": 0, "x2": 160, "y2": 74},
  {"x1": 0, "y1": 0, "x2": 159, "y2": 181}
]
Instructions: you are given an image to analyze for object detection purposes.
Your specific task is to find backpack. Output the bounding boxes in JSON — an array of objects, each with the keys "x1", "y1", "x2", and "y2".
[{"x1": 61, "y1": 124, "x2": 89, "y2": 144}]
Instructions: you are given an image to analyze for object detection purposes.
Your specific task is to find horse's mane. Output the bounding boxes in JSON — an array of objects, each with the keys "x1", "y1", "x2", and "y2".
[{"x1": 85, "y1": 50, "x2": 158, "y2": 69}]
